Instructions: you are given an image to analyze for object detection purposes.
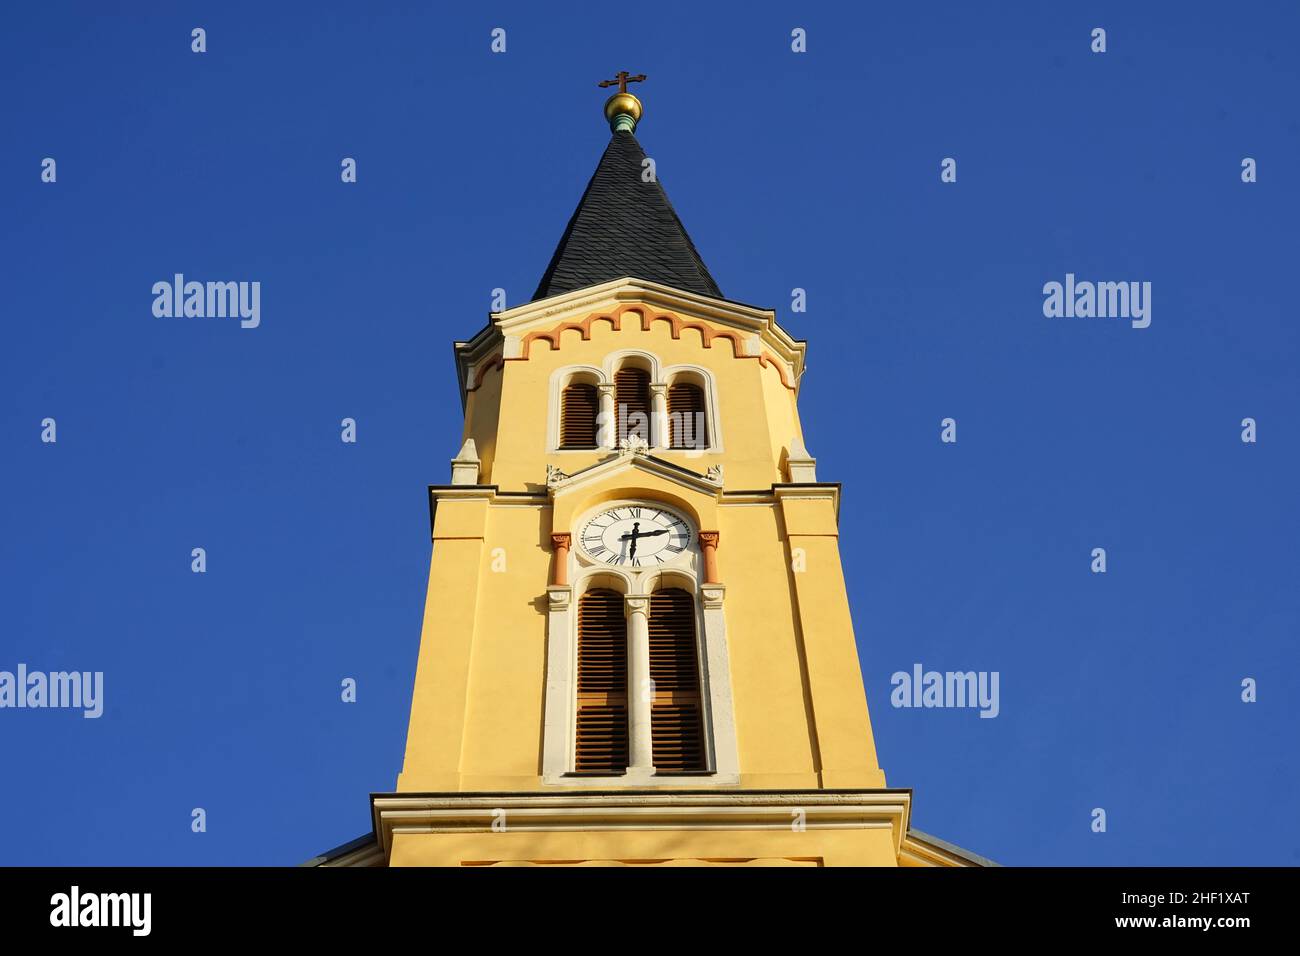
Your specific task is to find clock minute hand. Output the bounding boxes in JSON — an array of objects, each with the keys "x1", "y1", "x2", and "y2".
[{"x1": 619, "y1": 529, "x2": 668, "y2": 541}]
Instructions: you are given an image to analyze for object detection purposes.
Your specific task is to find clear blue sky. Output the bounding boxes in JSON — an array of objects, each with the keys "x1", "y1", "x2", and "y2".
[{"x1": 2, "y1": 1, "x2": 1296, "y2": 866}]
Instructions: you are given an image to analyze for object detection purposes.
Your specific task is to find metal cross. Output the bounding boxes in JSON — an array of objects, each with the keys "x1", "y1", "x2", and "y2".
[{"x1": 598, "y1": 71, "x2": 647, "y2": 94}]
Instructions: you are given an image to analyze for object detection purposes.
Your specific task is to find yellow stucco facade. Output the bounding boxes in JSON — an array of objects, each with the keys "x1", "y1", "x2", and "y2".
[{"x1": 302, "y1": 277, "x2": 991, "y2": 869}]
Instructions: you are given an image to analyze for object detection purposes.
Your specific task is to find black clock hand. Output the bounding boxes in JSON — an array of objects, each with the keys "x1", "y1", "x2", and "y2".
[{"x1": 620, "y1": 523, "x2": 670, "y2": 542}]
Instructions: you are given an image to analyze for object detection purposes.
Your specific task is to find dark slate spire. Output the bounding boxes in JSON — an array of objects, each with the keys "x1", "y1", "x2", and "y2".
[{"x1": 531, "y1": 117, "x2": 722, "y2": 302}]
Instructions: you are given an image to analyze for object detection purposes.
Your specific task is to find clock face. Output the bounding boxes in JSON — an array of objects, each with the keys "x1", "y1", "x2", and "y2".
[{"x1": 579, "y1": 504, "x2": 693, "y2": 568}]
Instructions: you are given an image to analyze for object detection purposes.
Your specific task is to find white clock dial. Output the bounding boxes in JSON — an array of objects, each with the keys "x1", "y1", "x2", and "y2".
[{"x1": 579, "y1": 505, "x2": 692, "y2": 568}]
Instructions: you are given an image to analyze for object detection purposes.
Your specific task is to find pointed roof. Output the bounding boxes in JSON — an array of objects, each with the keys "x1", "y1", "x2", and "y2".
[{"x1": 532, "y1": 130, "x2": 722, "y2": 302}]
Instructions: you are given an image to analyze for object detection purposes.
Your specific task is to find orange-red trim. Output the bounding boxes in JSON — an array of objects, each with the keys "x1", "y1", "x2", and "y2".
[
  {"x1": 501, "y1": 305, "x2": 796, "y2": 391},
  {"x1": 466, "y1": 352, "x2": 503, "y2": 392},
  {"x1": 519, "y1": 311, "x2": 625, "y2": 358},
  {"x1": 756, "y1": 352, "x2": 794, "y2": 390}
]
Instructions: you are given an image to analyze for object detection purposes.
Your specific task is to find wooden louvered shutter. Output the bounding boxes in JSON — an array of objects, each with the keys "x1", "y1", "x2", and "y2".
[
  {"x1": 648, "y1": 588, "x2": 705, "y2": 772},
  {"x1": 560, "y1": 383, "x2": 598, "y2": 448},
  {"x1": 575, "y1": 589, "x2": 628, "y2": 773},
  {"x1": 667, "y1": 383, "x2": 707, "y2": 449},
  {"x1": 614, "y1": 367, "x2": 651, "y2": 445}
]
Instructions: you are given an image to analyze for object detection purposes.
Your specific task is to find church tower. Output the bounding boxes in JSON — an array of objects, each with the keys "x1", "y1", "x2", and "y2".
[{"x1": 310, "y1": 79, "x2": 991, "y2": 868}]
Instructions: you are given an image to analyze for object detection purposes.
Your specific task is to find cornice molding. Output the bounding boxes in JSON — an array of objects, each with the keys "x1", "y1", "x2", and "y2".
[
  {"x1": 306, "y1": 798, "x2": 999, "y2": 868},
  {"x1": 899, "y1": 830, "x2": 998, "y2": 868},
  {"x1": 307, "y1": 841, "x2": 385, "y2": 868},
  {"x1": 426, "y1": 481, "x2": 842, "y2": 513},
  {"x1": 497, "y1": 278, "x2": 781, "y2": 337},
  {"x1": 772, "y1": 482, "x2": 842, "y2": 522},
  {"x1": 369, "y1": 790, "x2": 913, "y2": 862}
]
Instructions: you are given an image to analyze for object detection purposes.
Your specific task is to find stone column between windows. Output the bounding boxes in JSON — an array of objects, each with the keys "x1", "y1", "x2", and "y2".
[
  {"x1": 698, "y1": 531, "x2": 721, "y2": 584},
  {"x1": 549, "y1": 533, "x2": 571, "y2": 586},
  {"x1": 597, "y1": 383, "x2": 616, "y2": 449},
  {"x1": 650, "y1": 382, "x2": 668, "y2": 448},
  {"x1": 541, "y1": 584, "x2": 574, "y2": 780},
  {"x1": 624, "y1": 594, "x2": 654, "y2": 772},
  {"x1": 699, "y1": 582, "x2": 739, "y2": 778}
]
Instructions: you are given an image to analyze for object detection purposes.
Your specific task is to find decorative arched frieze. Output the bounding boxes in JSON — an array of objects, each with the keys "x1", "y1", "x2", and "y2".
[{"x1": 505, "y1": 303, "x2": 798, "y2": 393}]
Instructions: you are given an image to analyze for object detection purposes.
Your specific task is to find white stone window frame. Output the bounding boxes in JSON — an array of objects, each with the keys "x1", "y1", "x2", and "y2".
[
  {"x1": 548, "y1": 365, "x2": 605, "y2": 452},
  {"x1": 661, "y1": 363, "x2": 724, "y2": 456},
  {"x1": 545, "y1": 353, "x2": 723, "y2": 455},
  {"x1": 542, "y1": 501, "x2": 738, "y2": 787}
]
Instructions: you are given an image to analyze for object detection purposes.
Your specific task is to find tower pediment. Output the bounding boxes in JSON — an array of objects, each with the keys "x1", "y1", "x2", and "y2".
[{"x1": 547, "y1": 446, "x2": 721, "y2": 531}]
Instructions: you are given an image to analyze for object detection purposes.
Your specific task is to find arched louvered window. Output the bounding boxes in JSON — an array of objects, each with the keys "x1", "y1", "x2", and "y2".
[
  {"x1": 648, "y1": 588, "x2": 705, "y2": 773},
  {"x1": 560, "y1": 382, "x2": 599, "y2": 449},
  {"x1": 614, "y1": 366, "x2": 651, "y2": 445},
  {"x1": 575, "y1": 589, "x2": 628, "y2": 773},
  {"x1": 667, "y1": 382, "x2": 708, "y2": 449}
]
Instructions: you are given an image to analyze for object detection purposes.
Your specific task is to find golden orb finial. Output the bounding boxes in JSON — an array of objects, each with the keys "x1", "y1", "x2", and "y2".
[{"x1": 598, "y1": 71, "x2": 647, "y2": 132}]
